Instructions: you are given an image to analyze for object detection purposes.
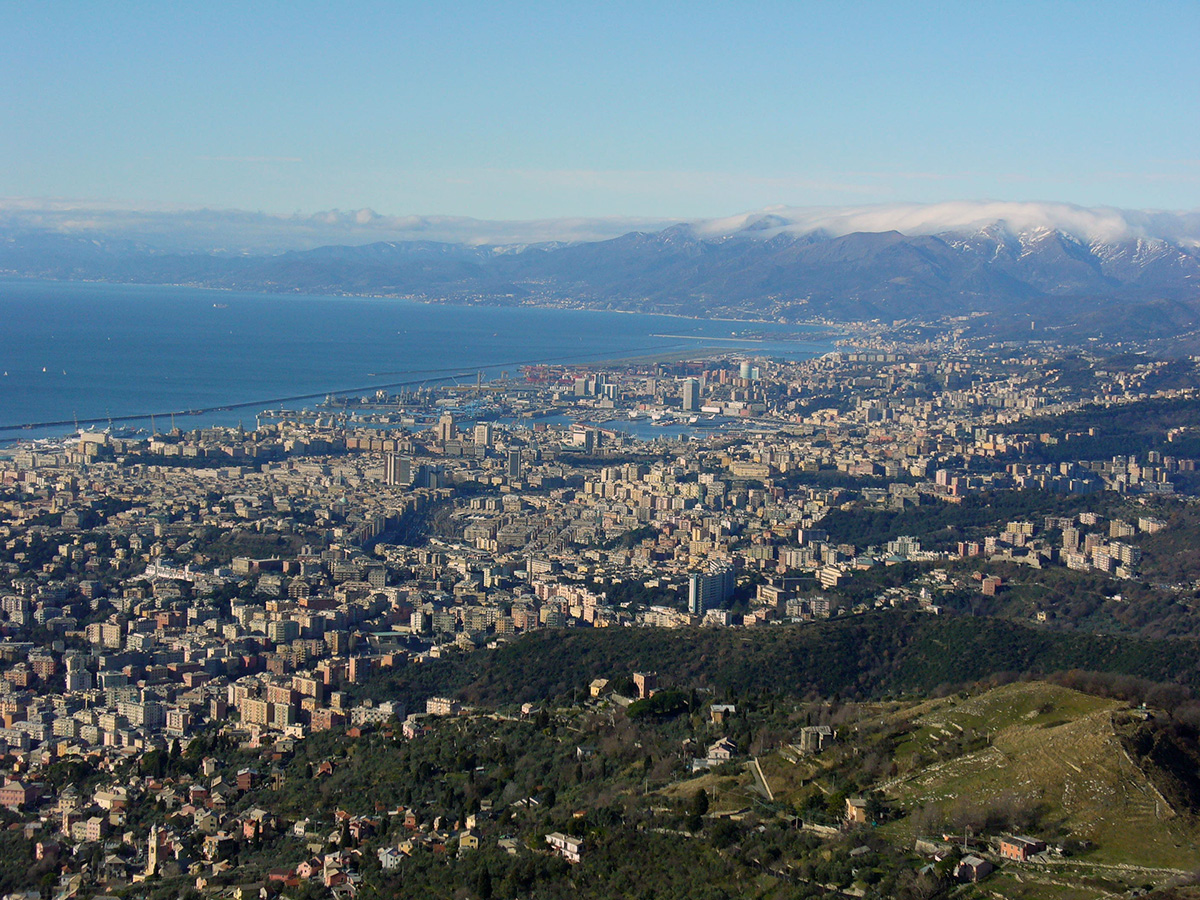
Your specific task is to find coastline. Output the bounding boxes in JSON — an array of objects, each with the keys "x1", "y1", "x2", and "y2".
[
  {"x1": 0, "y1": 339, "x2": 818, "y2": 448},
  {"x1": 0, "y1": 278, "x2": 841, "y2": 447},
  {"x1": 0, "y1": 274, "x2": 849, "y2": 333}
]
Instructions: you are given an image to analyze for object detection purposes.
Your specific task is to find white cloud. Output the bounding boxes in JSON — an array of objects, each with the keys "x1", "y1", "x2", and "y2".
[
  {"x1": 4, "y1": 197, "x2": 1200, "y2": 252},
  {"x1": 688, "y1": 200, "x2": 1200, "y2": 245}
]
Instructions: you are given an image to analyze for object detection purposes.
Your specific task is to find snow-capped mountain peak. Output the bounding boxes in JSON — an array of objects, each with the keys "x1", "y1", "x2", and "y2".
[{"x1": 687, "y1": 200, "x2": 1200, "y2": 248}]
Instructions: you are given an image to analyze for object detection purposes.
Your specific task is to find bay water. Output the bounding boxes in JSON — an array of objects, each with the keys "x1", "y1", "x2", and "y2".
[{"x1": 0, "y1": 279, "x2": 834, "y2": 443}]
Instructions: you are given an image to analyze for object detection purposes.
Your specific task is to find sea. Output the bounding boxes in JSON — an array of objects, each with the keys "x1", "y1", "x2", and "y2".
[{"x1": 0, "y1": 279, "x2": 837, "y2": 445}]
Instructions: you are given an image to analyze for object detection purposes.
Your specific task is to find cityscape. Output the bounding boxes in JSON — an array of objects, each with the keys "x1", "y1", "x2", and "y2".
[
  {"x1": 5, "y1": 2, "x2": 1200, "y2": 899},
  {"x1": 2, "y1": 319, "x2": 1200, "y2": 897}
]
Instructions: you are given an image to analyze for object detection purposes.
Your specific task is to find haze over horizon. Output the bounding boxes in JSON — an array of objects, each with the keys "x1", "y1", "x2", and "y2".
[
  {"x1": 5, "y1": 2, "x2": 1200, "y2": 223},
  {"x1": 6, "y1": 198, "x2": 1200, "y2": 254}
]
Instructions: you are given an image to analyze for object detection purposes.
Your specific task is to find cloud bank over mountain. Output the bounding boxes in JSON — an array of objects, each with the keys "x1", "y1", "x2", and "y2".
[
  {"x1": 5, "y1": 195, "x2": 1200, "y2": 350},
  {"x1": 7, "y1": 197, "x2": 1200, "y2": 347},
  {"x1": 688, "y1": 201, "x2": 1200, "y2": 246},
  {"x1": 5, "y1": 198, "x2": 1200, "y2": 254}
]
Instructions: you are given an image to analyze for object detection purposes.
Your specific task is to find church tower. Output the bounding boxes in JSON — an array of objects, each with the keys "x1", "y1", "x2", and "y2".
[{"x1": 146, "y1": 823, "x2": 160, "y2": 876}]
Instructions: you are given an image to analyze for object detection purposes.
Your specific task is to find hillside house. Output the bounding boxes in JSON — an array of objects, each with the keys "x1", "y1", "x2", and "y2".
[
  {"x1": 0, "y1": 780, "x2": 41, "y2": 810},
  {"x1": 296, "y1": 859, "x2": 321, "y2": 880},
  {"x1": 709, "y1": 704, "x2": 736, "y2": 724},
  {"x1": 377, "y1": 846, "x2": 402, "y2": 871},
  {"x1": 955, "y1": 855, "x2": 994, "y2": 883},
  {"x1": 707, "y1": 737, "x2": 736, "y2": 761},
  {"x1": 632, "y1": 671, "x2": 657, "y2": 699},
  {"x1": 845, "y1": 798, "x2": 869, "y2": 825},
  {"x1": 545, "y1": 832, "x2": 583, "y2": 863},
  {"x1": 798, "y1": 725, "x2": 833, "y2": 754},
  {"x1": 203, "y1": 831, "x2": 236, "y2": 861},
  {"x1": 458, "y1": 828, "x2": 481, "y2": 853},
  {"x1": 998, "y1": 835, "x2": 1046, "y2": 861}
]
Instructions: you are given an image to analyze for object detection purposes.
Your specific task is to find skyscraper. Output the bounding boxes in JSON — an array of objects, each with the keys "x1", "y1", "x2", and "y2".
[
  {"x1": 682, "y1": 378, "x2": 700, "y2": 412},
  {"x1": 688, "y1": 563, "x2": 735, "y2": 615},
  {"x1": 385, "y1": 453, "x2": 412, "y2": 486}
]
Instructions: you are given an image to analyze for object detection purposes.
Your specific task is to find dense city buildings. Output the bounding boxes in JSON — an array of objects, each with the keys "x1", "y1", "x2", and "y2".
[{"x1": 1, "y1": 335, "x2": 1200, "y2": 896}]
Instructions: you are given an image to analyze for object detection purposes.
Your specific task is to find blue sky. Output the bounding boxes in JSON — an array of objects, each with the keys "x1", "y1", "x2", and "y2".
[{"x1": 4, "y1": 1, "x2": 1199, "y2": 220}]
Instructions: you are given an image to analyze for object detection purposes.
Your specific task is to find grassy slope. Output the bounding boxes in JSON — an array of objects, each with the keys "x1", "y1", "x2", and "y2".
[
  {"x1": 885, "y1": 683, "x2": 1196, "y2": 868},
  {"x1": 760, "y1": 682, "x2": 1199, "y2": 877}
]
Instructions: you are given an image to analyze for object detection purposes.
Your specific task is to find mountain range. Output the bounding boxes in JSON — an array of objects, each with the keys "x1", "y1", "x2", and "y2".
[{"x1": 4, "y1": 200, "x2": 1200, "y2": 342}]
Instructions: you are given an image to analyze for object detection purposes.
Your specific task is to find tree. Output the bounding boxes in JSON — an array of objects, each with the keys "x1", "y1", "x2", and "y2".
[
  {"x1": 865, "y1": 791, "x2": 888, "y2": 823},
  {"x1": 687, "y1": 788, "x2": 709, "y2": 831},
  {"x1": 709, "y1": 819, "x2": 739, "y2": 849},
  {"x1": 474, "y1": 866, "x2": 494, "y2": 900}
]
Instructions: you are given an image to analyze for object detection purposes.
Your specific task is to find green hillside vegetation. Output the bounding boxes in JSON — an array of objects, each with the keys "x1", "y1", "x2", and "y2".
[
  {"x1": 885, "y1": 684, "x2": 1193, "y2": 867},
  {"x1": 818, "y1": 491, "x2": 1113, "y2": 552},
  {"x1": 751, "y1": 681, "x2": 1200, "y2": 896},
  {"x1": 141, "y1": 690, "x2": 952, "y2": 899},
  {"x1": 1006, "y1": 396, "x2": 1200, "y2": 463},
  {"x1": 926, "y1": 560, "x2": 1200, "y2": 639},
  {"x1": 1137, "y1": 505, "x2": 1200, "y2": 584},
  {"x1": 130, "y1": 678, "x2": 1200, "y2": 900},
  {"x1": 351, "y1": 612, "x2": 1200, "y2": 714}
]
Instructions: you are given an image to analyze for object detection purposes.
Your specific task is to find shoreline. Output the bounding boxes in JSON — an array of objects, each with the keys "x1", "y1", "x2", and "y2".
[
  {"x1": 0, "y1": 278, "x2": 842, "y2": 447},
  {"x1": 0, "y1": 274, "x2": 851, "y2": 334},
  {"x1": 0, "y1": 338, "x2": 819, "y2": 450},
  {"x1": 0, "y1": 340, "x2": 788, "y2": 444}
]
